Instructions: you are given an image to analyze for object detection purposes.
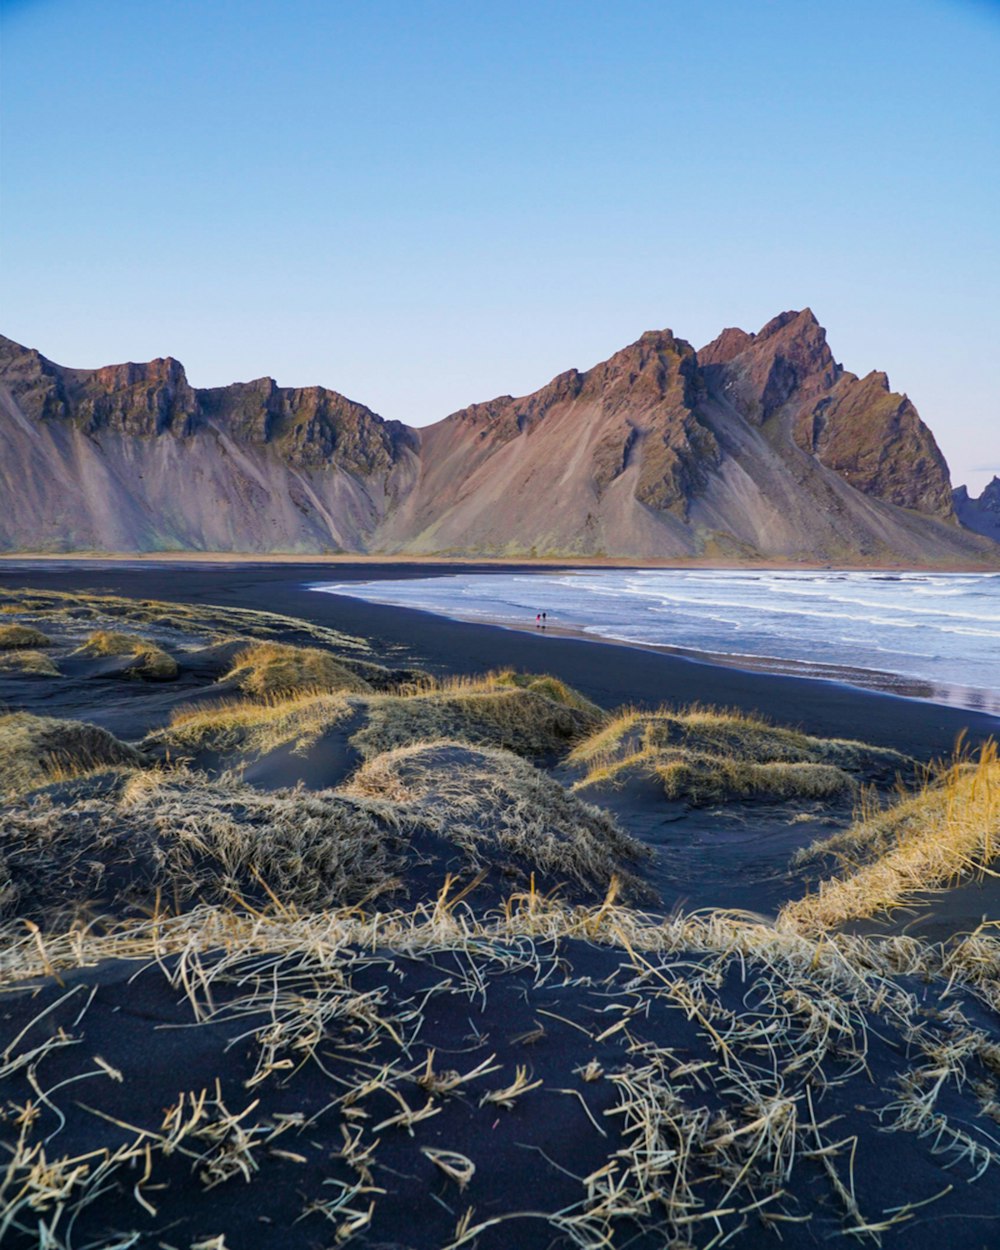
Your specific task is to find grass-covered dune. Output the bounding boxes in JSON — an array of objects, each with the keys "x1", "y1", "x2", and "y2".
[{"x1": 0, "y1": 580, "x2": 999, "y2": 1248}]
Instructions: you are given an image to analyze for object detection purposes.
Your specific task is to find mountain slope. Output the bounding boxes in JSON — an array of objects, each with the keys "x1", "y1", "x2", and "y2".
[
  {"x1": 0, "y1": 317, "x2": 995, "y2": 563},
  {"x1": 0, "y1": 336, "x2": 417, "y2": 553}
]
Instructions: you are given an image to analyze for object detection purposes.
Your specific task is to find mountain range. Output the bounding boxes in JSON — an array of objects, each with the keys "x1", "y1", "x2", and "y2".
[{"x1": 1, "y1": 310, "x2": 996, "y2": 564}]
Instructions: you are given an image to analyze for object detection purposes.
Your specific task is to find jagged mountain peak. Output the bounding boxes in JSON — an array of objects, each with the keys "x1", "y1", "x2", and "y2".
[{"x1": 0, "y1": 320, "x2": 994, "y2": 562}]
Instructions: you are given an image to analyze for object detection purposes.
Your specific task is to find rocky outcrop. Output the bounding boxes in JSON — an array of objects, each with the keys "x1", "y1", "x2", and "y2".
[
  {"x1": 0, "y1": 318, "x2": 995, "y2": 564},
  {"x1": 699, "y1": 311, "x2": 955, "y2": 519},
  {"x1": 954, "y1": 477, "x2": 1000, "y2": 542}
]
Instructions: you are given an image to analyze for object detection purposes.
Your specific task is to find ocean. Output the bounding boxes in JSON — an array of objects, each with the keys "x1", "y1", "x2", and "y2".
[{"x1": 313, "y1": 569, "x2": 1000, "y2": 715}]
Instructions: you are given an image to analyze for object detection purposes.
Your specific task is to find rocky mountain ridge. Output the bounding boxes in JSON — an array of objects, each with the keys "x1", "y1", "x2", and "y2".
[
  {"x1": 0, "y1": 313, "x2": 995, "y2": 564},
  {"x1": 954, "y1": 476, "x2": 1000, "y2": 543}
]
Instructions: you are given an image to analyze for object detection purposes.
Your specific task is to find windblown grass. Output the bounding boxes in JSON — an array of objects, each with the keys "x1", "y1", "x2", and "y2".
[
  {"x1": 0, "y1": 622, "x2": 51, "y2": 649},
  {"x1": 0, "y1": 585, "x2": 370, "y2": 653},
  {"x1": 159, "y1": 690, "x2": 354, "y2": 755},
  {"x1": 655, "y1": 752, "x2": 853, "y2": 802},
  {"x1": 2, "y1": 892, "x2": 999, "y2": 1247},
  {"x1": 569, "y1": 704, "x2": 907, "y2": 804},
  {"x1": 0, "y1": 712, "x2": 143, "y2": 798},
  {"x1": 0, "y1": 766, "x2": 408, "y2": 924},
  {"x1": 226, "y1": 640, "x2": 372, "y2": 698},
  {"x1": 345, "y1": 740, "x2": 647, "y2": 897},
  {"x1": 352, "y1": 672, "x2": 605, "y2": 761},
  {"x1": 75, "y1": 628, "x2": 179, "y2": 680},
  {"x1": 0, "y1": 649, "x2": 61, "y2": 677},
  {"x1": 780, "y1": 740, "x2": 1000, "y2": 934}
]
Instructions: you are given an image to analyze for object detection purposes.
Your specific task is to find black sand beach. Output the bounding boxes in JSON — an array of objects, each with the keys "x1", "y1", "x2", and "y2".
[
  {"x1": 2, "y1": 561, "x2": 999, "y2": 1250},
  {"x1": 2, "y1": 559, "x2": 996, "y2": 757}
]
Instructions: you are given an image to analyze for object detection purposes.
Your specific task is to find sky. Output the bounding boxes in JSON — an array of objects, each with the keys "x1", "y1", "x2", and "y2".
[{"x1": 2, "y1": 0, "x2": 998, "y2": 495}]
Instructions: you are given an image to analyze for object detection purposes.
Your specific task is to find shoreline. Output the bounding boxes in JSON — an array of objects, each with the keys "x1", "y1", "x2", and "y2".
[
  {"x1": 2, "y1": 550, "x2": 998, "y2": 573},
  {"x1": 352, "y1": 604, "x2": 1000, "y2": 716},
  {"x1": 2, "y1": 559, "x2": 997, "y2": 758}
]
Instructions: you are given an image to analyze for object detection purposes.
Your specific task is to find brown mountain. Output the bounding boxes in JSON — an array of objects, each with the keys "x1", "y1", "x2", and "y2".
[{"x1": 0, "y1": 313, "x2": 994, "y2": 563}]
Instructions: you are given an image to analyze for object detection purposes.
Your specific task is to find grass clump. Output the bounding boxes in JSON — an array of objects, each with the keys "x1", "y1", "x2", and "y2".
[
  {"x1": 780, "y1": 739, "x2": 1000, "y2": 933},
  {"x1": 570, "y1": 704, "x2": 906, "y2": 804},
  {"x1": 345, "y1": 740, "x2": 647, "y2": 898},
  {"x1": 0, "y1": 649, "x2": 60, "y2": 677},
  {"x1": 75, "y1": 629, "x2": 179, "y2": 680},
  {"x1": 160, "y1": 691, "x2": 354, "y2": 756},
  {"x1": 0, "y1": 712, "x2": 143, "y2": 798},
  {"x1": 352, "y1": 672, "x2": 604, "y2": 761},
  {"x1": 0, "y1": 623, "x2": 51, "y2": 649},
  {"x1": 0, "y1": 768, "x2": 405, "y2": 923},
  {"x1": 226, "y1": 640, "x2": 372, "y2": 698},
  {"x1": 656, "y1": 753, "x2": 853, "y2": 803}
]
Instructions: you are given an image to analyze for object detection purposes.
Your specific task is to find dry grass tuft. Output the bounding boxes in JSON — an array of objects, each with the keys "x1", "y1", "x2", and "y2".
[
  {"x1": 160, "y1": 691, "x2": 354, "y2": 756},
  {"x1": 0, "y1": 649, "x2": 61, "y2": 677},
  {"x1": 569, "y1": 704, "x2": 904, "y2": 804},
  {"x1": 226, "y1": 641, "x2": 372, "y2": 699},
  {"x1": 344, "y1": 740, "x2": 647, "y2": 896},
  {"x1": 0, "y1": 712, "x2": 143, "y2": 798},
  {"x1": 780, "y1": 740, "x2": 1000, "y2": 934},
  {"x1": 0, "y1": 768, "x2": 408, "y2": 923},
  {"x1": 352, "y1": 674, "x2": 604, "y2": 761},
  {"x1": 75, "y1": 629, "x2": 179, "y2": 680},
  {"x1": 0, "y1": 623, "x2": 52, "y2": 650},
  {"x1": 655, "y1": 753, "x2": 853, "y2": 803},
  {"x1": 76, "y1": 629, "x2": 144, "y2": 656}
]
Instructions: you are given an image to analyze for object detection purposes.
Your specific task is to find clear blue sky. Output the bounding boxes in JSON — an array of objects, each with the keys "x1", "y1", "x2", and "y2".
[{"x1": 2, "y1": 0, "x2": 997, "y2": 493}]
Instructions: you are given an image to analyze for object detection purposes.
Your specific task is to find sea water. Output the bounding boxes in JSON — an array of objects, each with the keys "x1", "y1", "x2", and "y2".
[{"x1": 314, "y1": 569, "x2": 1000, "y2": 715}]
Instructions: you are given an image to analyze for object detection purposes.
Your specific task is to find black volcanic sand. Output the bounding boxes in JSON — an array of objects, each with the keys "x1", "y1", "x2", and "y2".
[
  {"x1": 3, "y1": 560, "x2": 995, "y2": 925},
  {"x1": 2, "y1": 559, "x2": 996, "y2": 754},
  {"x1": 1, "y1": 562, "x2": 999, "y2": 1248}
]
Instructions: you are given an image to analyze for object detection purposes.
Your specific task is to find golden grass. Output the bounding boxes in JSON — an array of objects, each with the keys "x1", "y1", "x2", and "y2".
[
  {"x1": 226, "y1": 640, "x2": 372, "y2": 698},
  {"x1": 352, "y1": 675, "x2": 604, "y2": 761},
  {"x1": 0, "y1": 585, "x2": 370, "y2": 654},
  {"x1": 0, "y1": 649, "x2": 61, "y2": 677},
  {"x1": 569, "y1": 704, "x2": 905, "y2": 804},
  {"x1": 780, "y1": 740, "x2": 1000, "y2": 933},
  {"x1": 159, "y1": 690, "x2": 354, "y2": 755},
  {"x1": 74, "y1": 629, "x2": 179, "y2": 680},
  {"x1": 0, "y1": 712, "x2": 143, "y2": 798},
  {"x1": 1, "y1": 892, "x2": 998, "y2": 1245},
  {"x1": 76, "y1": 628, "x2": 144, "y2": 656},
  {"x1": 0, "y1": 623, "x2": 51, "y2": 649},
  {"x1": 344, "y1": 740, "x2": 647, "y2": 896},
  {"x1": 655, "y1": 753, "x2": 853, "y2": 802}
]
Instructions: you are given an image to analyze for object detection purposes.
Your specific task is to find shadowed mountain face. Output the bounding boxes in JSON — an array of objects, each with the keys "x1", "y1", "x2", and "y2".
[
  {"x1": 954, "y1": 476, "x2": 1000, "y2": 542},
  {"x1": 0, "y1": 314, "x2": 994, "y2": 562}
]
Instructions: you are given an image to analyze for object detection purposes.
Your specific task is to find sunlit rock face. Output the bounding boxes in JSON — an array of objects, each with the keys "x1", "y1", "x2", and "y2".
[{"x1": 0, "y1": 317, "x2": 994, "y2": 563}]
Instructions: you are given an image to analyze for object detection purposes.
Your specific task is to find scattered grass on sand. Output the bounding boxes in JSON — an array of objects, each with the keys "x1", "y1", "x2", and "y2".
[
  {"x1": 225, "y1": 640, "x2": 372, "y2": 698},
  {"x1": 0, "y1": 649, "x2": 61, "y2": 677},
  {"x1": 344, "y1": 739, "x2": 647, "y2": 897},
  {"x1": 0, "y1": 711, "x2": 143, "y2": 798},
  {"x1": 75, "y1": 628, "x2": 179, "y2": 680},
  {"x1": 0, "y1": 622, "x2": 52, "y2": 649},
  {"x1": 0, "y1": 585, "x2": 371, "y2": 654},
  {"x1": 569, "y1": 704, "x2": 909, "y2": 804},
  {"x1": 780, "y1": 739, "x2": 1000, "y2": 934},
  {"x1": 1, "y1": 893, "x2": 999, "y2": 1248}
]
